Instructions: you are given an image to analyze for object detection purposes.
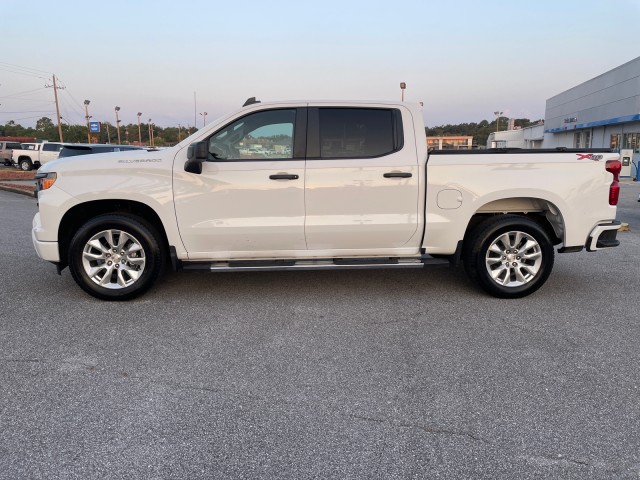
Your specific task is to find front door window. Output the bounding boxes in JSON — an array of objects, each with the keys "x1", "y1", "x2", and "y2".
[{"x1": 208, "y1": 109, "x2": 295, "y2": 161}]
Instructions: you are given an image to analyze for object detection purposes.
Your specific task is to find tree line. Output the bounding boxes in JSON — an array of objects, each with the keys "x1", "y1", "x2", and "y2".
[
  {"x1": 0, "y1": 116, "x2": 198, "y2": 146},
  {"x1": 2, "y1": 115, "x2": 544, "y2": 147},
  {"x1": 425, "y1": 118, "x2": 543, "y2": 146}
]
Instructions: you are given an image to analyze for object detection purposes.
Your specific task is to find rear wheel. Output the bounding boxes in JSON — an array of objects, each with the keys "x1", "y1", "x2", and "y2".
[
  {"x1": 68, "y1": 214, "x2": 164, "y2": 300},
  {"x1": 463, "y1": 215, "x2": 554, "y2": 298}
]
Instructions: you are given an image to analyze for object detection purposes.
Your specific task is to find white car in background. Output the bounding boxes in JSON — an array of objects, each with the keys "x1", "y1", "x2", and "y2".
[{"x1": 12, "y1": 142, "x2": 67, "y2": 171}]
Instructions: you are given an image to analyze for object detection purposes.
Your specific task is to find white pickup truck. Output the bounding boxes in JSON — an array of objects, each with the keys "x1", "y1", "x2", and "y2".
[
  {"x1": 12, "y1": 141, "x2": 65, "y2": 171},
  {"x1": 31, "y1": 100, "x2": 622, "y2": 300}
]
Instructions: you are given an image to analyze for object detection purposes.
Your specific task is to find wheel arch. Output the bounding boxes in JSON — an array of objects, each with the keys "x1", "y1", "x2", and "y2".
[
  {"x1": 57, "y1": 200, "x2": 170, "y2": 269},
  {"x1": 464, "y1": 196, "x2": 565, "y2": 246}
]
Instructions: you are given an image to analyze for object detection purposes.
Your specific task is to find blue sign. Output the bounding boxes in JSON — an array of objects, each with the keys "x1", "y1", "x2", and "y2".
[{"x1": 89, "y1": 121, "x2": 100, "y2": 133}]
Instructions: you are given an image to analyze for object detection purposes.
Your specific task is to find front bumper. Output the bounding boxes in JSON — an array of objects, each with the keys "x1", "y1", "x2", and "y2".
[
  {"x1": 586, "y1": 221, "x2": 621, "y2": 252},
  {"x1": 32, "y1": 213, "x2": 60, "y2": 262}
]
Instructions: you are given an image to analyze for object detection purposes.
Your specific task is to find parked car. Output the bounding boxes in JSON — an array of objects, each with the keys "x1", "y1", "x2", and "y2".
[
  {"x1": 58, "y1": 144, "x2": 145, "y2": 158},
  {"x1": 0, "y1": 141, "x2": 23, "y2": 166}
]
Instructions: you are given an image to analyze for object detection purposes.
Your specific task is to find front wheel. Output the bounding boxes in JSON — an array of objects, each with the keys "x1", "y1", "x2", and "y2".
[
  {"x1": 68, "y1": 214, "x2": 164, "y2": 300},
  {"x1": 463, "y1": 215, "x2": 554, "y2": 298},
  {"x1": 19, "y1": 159, "x2": 33, "y2": 171}
]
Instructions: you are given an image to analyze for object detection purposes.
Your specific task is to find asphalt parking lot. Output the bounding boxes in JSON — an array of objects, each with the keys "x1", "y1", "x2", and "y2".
[{"x1": 1, "y1": 183, "x2": 640, "y2": 479}]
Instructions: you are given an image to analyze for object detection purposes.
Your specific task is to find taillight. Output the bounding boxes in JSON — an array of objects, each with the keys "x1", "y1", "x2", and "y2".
[{"x1": 606, "y1": 160, "x2": 621, "y2": 206}]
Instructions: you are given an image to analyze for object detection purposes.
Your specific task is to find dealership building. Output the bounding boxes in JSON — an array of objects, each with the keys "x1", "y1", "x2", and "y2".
[{"x1": 487, "y1": 55, "x2": 640, "y2": 178}]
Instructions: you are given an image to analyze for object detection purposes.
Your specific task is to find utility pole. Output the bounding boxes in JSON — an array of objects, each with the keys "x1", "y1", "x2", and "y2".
[
  {"x1": 46, "y1": 75, "x2": 65, "y2": 142},
  {"x1": 84, "y1": 100, "x2": 91, "y2": 143},
  {"x1": 137, "y1": 112, "x2": 142, "y2": 144}
]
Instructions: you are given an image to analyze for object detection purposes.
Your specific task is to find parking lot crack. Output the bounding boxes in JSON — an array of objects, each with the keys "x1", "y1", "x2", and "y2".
[
  {"x1": 159, "y1": 380, "x2": 263, "y2": 402},
  {"x1": 523, "y1": 453, "x2": 591, "y2": 468},
  {"x1": 398, "y1": 422, "x2": 492, "y2": 445},
  {"x1": 345, "y1": 412, "x2": 490, "y2": 445}
]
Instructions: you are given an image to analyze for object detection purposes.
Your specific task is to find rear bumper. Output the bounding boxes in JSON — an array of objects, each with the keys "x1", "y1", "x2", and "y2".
[{"x1": 586, "y1": 221, "x2": 621, "y2": 252}]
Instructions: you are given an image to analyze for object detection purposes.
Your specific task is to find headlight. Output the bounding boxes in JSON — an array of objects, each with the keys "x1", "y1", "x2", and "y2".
[{"x1": 34, "y1": 172, "x2": 57, "y2": 197}]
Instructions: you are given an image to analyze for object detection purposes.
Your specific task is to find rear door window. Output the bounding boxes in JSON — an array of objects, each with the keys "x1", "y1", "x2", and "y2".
[
  {"x1": 316, "y1": 108, "x2": 402, "y2": 159},
  {"x1": 42, "y1": 143, "x2": 63, "y2": 152}
]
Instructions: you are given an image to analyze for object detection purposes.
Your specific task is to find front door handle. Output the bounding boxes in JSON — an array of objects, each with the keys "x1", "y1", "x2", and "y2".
[
  {"x1": 269, "y1": 174, "x2": 299, "y2": 180},
  {"x1": 383, "y1": 172, "x2": 412, "y2": 178}
]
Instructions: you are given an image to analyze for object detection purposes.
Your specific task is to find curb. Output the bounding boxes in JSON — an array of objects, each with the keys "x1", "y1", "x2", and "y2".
[{"x1": 0, "y1": 184, "x2": 35, "y2": 198}]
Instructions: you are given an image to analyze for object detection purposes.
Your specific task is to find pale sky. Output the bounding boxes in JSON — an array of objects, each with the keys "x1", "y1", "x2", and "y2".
[{"x1": 2, "y1": 0, "x2": 639, "y2": 130}]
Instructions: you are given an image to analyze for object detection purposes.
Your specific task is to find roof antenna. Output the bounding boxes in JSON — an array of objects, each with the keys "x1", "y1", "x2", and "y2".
[{"x1": 243, "y1": 97, "x2": 260, "y2": 107}]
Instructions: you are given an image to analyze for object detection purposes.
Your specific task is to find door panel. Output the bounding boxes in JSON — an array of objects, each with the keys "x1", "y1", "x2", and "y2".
[
  {"x1": 304, "y1": 106, "x2": 420, "y2": 251},
  {"x1": 174, "y1": 160, "x2": 306, "y2": 258},
  {"x1": 173, "y1": 107, "x2": 307, "y2": 259},
  {"x1": 305, "y1": 159, "x2": 419, "y2": 249}
]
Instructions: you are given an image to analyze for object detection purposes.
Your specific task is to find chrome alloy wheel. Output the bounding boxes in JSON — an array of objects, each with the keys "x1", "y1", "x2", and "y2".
[
  {"x1": 81, "y1": 229, "x2": 146, "y2": 289},
  {"x1": 485, "y1": 231, "x2": 542, "y2": 287}
]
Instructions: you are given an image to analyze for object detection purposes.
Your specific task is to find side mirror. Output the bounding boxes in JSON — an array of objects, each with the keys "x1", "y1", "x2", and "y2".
[{"x1": 184, "y1": 141, "x2": 208, "y2": 174}]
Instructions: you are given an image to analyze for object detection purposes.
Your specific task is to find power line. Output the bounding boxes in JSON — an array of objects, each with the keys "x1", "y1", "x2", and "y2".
[
  {"x1": 0, "y1": 66, "x2": 49, "y2": 80},
  {"x1": 0, "y1": 110, "x2": 56, "y2": 113},
  {"x1": 55, "y1": 77, "x2": 88, "y2": 126},
  {"x1": 2, "y1": 113, "x2": 56, "y2": 122},
  {"x1": 3, "y1": 97, "x2": 54, "y2": 104},
  {"x1": 56, "y1": 77, "x2": 87, "y2": 112},
  {"x1": 0, "y1": 87, "x2": 48, "y2": 99},
  {"x1": 0, "y1": 61, "x2": 51, "y2": 75},
  {"x1": 59, "y1": 94, "x2": 84, "y2": 125}
]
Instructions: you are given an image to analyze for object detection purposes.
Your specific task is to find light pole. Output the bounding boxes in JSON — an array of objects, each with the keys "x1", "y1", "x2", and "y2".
[
  {"x1": 494, "y1": 111, "x2": 503, "y2": 133},
  {"x1": 200, "y1": 112, "x2": 208, "y2": 126},
  {"x1": 115, "y1": 106, "x2": 121, "y2": 144},
  {"x1": 148, "y1": 119, "x2": 154, "y2": 147},
  {"x1": 400, "y1": 82, "x2": 406, "y2": 101},
  {"x1": 177, "y1": 124, "x2": 182, "y2": 142},
  {"x1": 105, "y1": 121, "x2": 111, "y2": 144},
  {"x1": 84, "y1": 100, "x2": 91, "y2": 143},
  {"x1": 137, "y1": 112, "x2": 142, "y2": 145}
]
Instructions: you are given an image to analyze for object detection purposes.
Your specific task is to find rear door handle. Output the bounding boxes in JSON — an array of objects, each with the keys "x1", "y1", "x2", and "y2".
[
  {"x1": 269, "y1": 174, "x2": 299, "y2": 180},
  {"x1": 383, "y1": 172, "x2": 412, "y2": 178}
]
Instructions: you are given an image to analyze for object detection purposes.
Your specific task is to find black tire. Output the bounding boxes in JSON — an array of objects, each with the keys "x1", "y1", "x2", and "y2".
[
  {"x1": 463, "y1": 215, "x2": 554, "y2": 299},
  {"x1": 68, "y1": 214, "x2": 165, "y2": 301},
  {"x1": 19, "y1": 158, "x2": 33, "y2": 171}
]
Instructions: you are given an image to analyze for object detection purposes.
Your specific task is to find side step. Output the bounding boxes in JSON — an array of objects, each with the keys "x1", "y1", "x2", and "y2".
[{"x1": 181, "y1": 255, "x2": 450, "y2": 272}]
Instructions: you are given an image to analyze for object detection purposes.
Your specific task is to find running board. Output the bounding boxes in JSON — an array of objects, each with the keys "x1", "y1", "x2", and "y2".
[{"x1": 181, "y1": 255, "x2": 449, "y2": 272}]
